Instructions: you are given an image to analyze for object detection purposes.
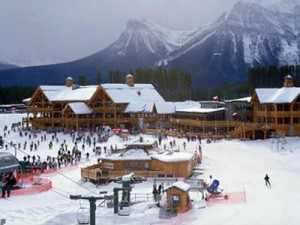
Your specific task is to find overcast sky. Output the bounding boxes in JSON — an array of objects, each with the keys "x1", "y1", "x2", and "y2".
[{"x1": 0, "y1": 0, "x2": 287, "y2": 66}]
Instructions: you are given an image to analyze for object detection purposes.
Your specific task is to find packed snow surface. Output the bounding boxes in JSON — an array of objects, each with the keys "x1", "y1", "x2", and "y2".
[{"x1": 1, "y1": 113, "x2": 300, "y2": 225}]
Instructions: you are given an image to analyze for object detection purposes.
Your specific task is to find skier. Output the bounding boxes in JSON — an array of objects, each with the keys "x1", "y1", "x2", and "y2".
[{"x1": 264, "y1": 174, "x2": 271, "y2": 187}]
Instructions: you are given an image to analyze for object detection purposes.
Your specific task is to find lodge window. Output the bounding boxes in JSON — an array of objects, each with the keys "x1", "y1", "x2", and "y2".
[
  {"x1": 257, "y1": 117, "x2": 265, "y2": 123},
  {"x1": 171, "y1": 195, "x2": 180, "y2": 207},
  {"x1": 54, "y1": 113, "x2": 61, "y2": 118},
  {"x1": 284, "y1": 117, "x2": 290, "y2": 124},
  {"x1": 293, "y1": 118, "x2": 300, "y2": 123},
  {"x1": 277, "y1": 117, "x2": 290, "y2": 124},
  {"x1": 124, "y1": 161, "x2": 145, "y2": 170},
  {"x1": 105, "y1": 113, "x2": 114, "y2": 118},
  {"x1": 258, "y1": 105, "x2": 265, "y2": 111},
  {"x1": 292, "y1": 104, "x2": 300, "y2": 111},
  {"x1": 95, "y1": 113, "x2": 102, "y2": 118},
  {"x1": 277, "y1": 104, "x2": 290, "y2": 111},
  {"x1": 267, "y1": 117, "x2": 275, "y2": 123},
  {"x1": 284, "y1": 104, "x2": 290, "y2": 111},
  {"x1": 267, "y1": 105, "x2": 275, "y2": 111}
]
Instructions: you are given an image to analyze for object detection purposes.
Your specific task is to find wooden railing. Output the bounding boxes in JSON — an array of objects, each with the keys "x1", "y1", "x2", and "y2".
[{"x1": 81, "y1": 165, "x2": 169, "y2": 182}]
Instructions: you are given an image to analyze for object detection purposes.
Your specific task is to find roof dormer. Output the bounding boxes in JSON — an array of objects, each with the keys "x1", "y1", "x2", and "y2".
[
  {"x1": 125, "y1": 74, "x2": 134, "y2": 87},
  {"x1": 66, "y1": 77, "x2": 73, "y2": 87},
  {"x1": 283, "y1": 75, "x2": 294, "y2": 87}
]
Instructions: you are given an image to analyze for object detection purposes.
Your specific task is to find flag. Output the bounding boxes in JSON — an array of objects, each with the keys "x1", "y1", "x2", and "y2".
[{"x1": 212, "y1": 95, "x2": 218, "y2": 100}]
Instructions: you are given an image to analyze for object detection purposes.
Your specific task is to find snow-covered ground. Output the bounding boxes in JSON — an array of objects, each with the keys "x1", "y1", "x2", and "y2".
[{"x1": 1, "y1": 113, "x2": 300, "y2": 225}]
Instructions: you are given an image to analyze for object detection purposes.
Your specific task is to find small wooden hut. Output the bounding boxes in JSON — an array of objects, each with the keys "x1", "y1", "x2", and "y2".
[
  {"x1": 150, "y1": 152, "x2": 196, "y2": 177},
  {"x1": 164, "y1": 181, "x2": 191, "y2": 213}
]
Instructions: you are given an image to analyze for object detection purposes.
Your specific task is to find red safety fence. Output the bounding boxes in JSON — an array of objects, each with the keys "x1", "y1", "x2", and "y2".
[
  {"x1": 12, "y1": 177, "x2": 52, "y2": 196},
  {"x1": 205, "y1": 191, "x2": 247, "y2": 207},
  {"x1": 41, "y1": 164, "x2": 78, "y2": 175},
  {"x1": 11, "y1": 164, "x2": 78, "y2": 196}
]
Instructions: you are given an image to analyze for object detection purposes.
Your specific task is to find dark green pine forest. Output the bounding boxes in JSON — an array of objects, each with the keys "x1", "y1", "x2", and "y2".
[{"x1": 1, "y1": 65, "x2": 300, "y2": 104}]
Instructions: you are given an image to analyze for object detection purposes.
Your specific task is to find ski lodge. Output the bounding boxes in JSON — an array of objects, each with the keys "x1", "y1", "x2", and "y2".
[
  {"x1": 23, "y1": 75, "x2": 172, "y2": 131},
  {"x1": 23, "y1": 74, "x2": 300, "y2": 139}
]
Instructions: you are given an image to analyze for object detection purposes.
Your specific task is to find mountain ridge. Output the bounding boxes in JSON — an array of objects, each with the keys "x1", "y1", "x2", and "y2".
[{"x1": 0, "y1": 1, "x2": 299, "y2": 87}]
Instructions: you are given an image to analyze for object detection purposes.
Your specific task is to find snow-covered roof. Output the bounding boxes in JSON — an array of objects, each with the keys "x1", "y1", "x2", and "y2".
[
  {"x1": 40, "y1": 85, "x2": 98, "y2": 102},
  {"x1": 125, "y1": 138, "x2": 156, "y2": 147},
  {"x1": 151, "y1": 152, "x2": 194, "y2": 162},
  {"x1": 155, "y1": 102, "x2": 176, "y2": 114},
  {"x1": 100, "y1": 149, "x2": 152, "y2": 161},
  {"x1": 22, "y1": 97, "x2": 31, "y2": 103},
  {"x1": 173, "y1": 101, "x2": 201, "y2": 111},
  {"x1": 124, "y1": 102, "x2": 154, "y2": 113},
  {"x1": 255, "y1": 87, "x2": 300, "y2": 103},
  {"x1": 124, "y1": 101, "x2": 176, "y2": 114},
  {"x1": 65, "y1": 103, "x2": 93, "y2": 115},
  {"x1": 225, "y1": 96, "x2": 252, "y2": 103},
  {"x1": 176, "y1": 107, "x2": 225, "y2": 114},
  {"x1": 101, "y1": 83, "x2": 165, "y2": 104},
  {"x1": 164, "y1": 181, "x2": 191, "y2": 192}
]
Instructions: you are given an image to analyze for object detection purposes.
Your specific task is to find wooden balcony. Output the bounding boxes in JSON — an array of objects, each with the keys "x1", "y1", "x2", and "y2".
[
  {"x1": 81, "y1": 165, "x2": 167, "y2": 182},
  {"x1": 26, "y1": 107, "x2": 54, "y2": 113},
  {"x1": 169, "y1": 118, "x2": 240, "y2": 128}
]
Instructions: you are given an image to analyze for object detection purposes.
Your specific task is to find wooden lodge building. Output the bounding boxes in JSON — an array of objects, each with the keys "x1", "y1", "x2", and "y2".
[
  {"x1": 23, "y1": 75, "x2": 172, "y2": 131},
  {"x1": 81, "y1": 143, "x2": 199, "y2": 182},
  {"x1": 23, "y1": 74, "x2": 300, "y2": 140},
  {"x1": 251, "y1": 75, "x2": 300, "y2": 138}
]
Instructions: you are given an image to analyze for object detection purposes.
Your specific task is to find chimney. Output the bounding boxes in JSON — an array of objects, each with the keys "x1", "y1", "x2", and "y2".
[
  {"x1": 283, "y1": 75, "x2": 294, "y2": 87},
  {"x1": 66, "y1": 77, "x2": 73, "y2": 87},
  {"x1": 125, "y1": 74, "x2": 134, "y2": 87}
]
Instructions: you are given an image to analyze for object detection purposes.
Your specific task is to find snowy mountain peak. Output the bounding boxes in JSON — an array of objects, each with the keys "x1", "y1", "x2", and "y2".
[
  {"x1": 109, "y1": 18, "x2": 196, "y2": 67},
  {"x1": 126, "y1": 19, "x2": 149, "y2": 30}
]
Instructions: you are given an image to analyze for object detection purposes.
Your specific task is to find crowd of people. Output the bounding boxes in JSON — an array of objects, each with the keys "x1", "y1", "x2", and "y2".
[{"x1": 1, "y1": 123, "x2": 115, "y2": 177}]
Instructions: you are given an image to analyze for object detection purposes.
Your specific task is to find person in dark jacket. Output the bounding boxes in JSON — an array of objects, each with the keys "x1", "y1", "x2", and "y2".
[
  {"x1": 264, "y1": 174, "x2": 271, "y2": 187},
  {"x1": 1, "y1": 173, "x2": 16, "y2": 198}
]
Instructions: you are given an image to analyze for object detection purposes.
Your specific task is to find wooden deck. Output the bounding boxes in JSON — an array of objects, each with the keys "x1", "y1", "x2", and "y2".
[{"x1": 81, "y1": 165, "x2": 173, "y2": 183}]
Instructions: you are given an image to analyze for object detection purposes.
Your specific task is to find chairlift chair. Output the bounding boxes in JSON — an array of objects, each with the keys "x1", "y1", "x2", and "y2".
[
  {"x1": 118, "y1": 201, "x2": 130, "y2": 216},
  {"x1": 77, "y1": 206, "x2": 90, "y2": 225}
]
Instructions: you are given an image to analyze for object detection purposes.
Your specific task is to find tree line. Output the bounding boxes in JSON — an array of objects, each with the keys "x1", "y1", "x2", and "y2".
[
  {"x1": 1, "y1": 65, "x2": 299, "y2": 104},
  {"x1": 0, "y1": 86, "x2": 36, "y2": 105}
]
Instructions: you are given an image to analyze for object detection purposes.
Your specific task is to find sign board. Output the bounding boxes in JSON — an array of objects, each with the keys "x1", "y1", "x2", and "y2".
[{"x1": 104, "y1": 162, "x2": 114, "y2": 169}]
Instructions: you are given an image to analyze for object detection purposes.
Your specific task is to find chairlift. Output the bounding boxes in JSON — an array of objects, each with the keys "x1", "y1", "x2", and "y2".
[
  {"x1": 77, "y1": 206, "x2": 90, "y2": 225},
  {"x1": 118, "y1": 201, "x2": 130, "y2": 216}
]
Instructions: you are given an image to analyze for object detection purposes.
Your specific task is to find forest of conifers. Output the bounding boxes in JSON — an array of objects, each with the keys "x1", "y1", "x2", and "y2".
[{"x1": 1, "y1": 65, "x2": 299, "y2": 104}]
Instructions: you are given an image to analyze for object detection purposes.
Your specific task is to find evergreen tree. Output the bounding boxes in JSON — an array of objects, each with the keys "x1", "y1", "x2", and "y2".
[
  {"x1": 96, "y1": 71, "x2": 102, "y2": 85},
  {"x1": 78, "y1": 75, "x2": 87, "y2": 86}
]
